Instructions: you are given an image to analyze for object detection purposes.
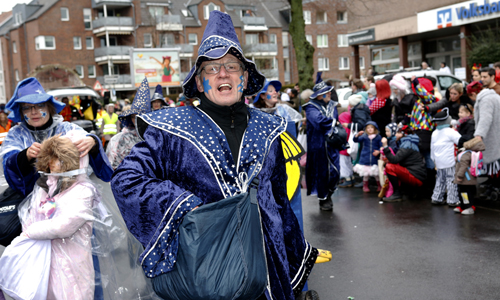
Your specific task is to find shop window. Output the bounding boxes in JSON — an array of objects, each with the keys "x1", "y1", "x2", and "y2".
[
  {"x1": 303, "y1": 11, "x2": 311, "y2": 24},
  {"x1": 317, "y1": 34, "x2": 328, "y2": 48},
  {"x1": 318, "y1": 58, "x2": 329, "y2": 71},
  {"x1": 339, "y1": 57, "x2": 349, "y2": 70}
]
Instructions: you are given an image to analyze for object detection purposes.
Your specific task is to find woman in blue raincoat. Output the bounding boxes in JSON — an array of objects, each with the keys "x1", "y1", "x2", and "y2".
[
  {"x1": 0, "y1": 78, "x2": 113, "y2": 197},
  {"x1": 303, "y1": 73, "x2": 340, "y2": 211}
]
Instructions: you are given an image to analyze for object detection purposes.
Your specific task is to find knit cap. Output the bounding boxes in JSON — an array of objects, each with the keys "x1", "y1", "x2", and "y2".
[
  {"x1": 432, "y1": 107, "x2": 451, "y2": 126},
  {"x1": 348, "y1": 94, "x2": 363, "y2": 107}
]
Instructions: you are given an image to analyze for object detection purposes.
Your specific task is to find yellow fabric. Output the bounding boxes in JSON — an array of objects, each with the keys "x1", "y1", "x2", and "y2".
[
  {"x1": 102, "y1": 113, "x2": 119, "y2": 135},
  {"x1": 280, "y1": 132, "x2": 305, "y2": 201},
  {"x1": 83, "y1": 104, "x2": 94, "y2": 120}
]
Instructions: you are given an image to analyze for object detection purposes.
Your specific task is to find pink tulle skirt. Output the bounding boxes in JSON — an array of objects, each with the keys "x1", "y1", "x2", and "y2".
[{"x1": 353, "y1": 164, "x2": 379, "y2": 177}]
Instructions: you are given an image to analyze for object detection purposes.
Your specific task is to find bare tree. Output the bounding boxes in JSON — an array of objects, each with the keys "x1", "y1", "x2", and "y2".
[{"x1": 288, "y1": 0, "x2": 315, "y2": 90}]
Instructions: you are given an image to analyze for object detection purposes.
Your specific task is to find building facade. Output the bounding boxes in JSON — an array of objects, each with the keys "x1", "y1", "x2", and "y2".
[{"x1": 0, "y1": 0, "x2": 367, "y2": 102}]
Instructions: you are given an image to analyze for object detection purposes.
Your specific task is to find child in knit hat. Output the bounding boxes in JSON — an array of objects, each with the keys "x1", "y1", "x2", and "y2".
[{"x1": 430, "y1": 108, "x2": 462, "y2": 206}]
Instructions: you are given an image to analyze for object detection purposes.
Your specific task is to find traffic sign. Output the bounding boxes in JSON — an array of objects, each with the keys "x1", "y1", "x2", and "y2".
[
  {"x1": 93, "y1": 80, "x2": 103, "y2": 91},
  {"x1": 104, "y1": 75, "x2": 120, "y2": 84}
]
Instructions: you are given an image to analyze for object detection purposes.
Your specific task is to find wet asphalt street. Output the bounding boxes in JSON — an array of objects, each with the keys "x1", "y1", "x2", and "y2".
[{"x1": 303, "y1": 187, "x2": 500, "y2": 300}]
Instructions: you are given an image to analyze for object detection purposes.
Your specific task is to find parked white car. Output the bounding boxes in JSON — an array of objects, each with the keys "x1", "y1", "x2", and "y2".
[
  {"x1": 374, "y1": 70, "x2": 467, "y2": 96},
  {"x1": 335, "y1": 88, "x2": 352, "y2": 108}
]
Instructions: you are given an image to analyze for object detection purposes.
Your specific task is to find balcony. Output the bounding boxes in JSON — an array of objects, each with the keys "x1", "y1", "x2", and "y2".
[
  {"x1": 92, "y1": 17, "x2": 134, "y2": 36},
  {"x1": 156, "y1": 15, "x2": 183, "y2": 31},
  {"x1": 160, "y1": 44, "x2": 194, "y2": 58},
  {"x1": 92, "y1": 0, "x2": 132, "y2": 8},
  {"x1": 96, "y1": 74, "x2": 133, "y2": 90},
  {"x1": 241, "y1": 16, "x2": 268, "y2": 31},
  {"x1": 259, "y1": 69, "x2": 279, "y2": 80},
  {"x1": 243, "y1": 43, "x2": 277, "y2": 57},
  {"x1": 94, "y1": 46, "x2": 132, "y2": 64}
]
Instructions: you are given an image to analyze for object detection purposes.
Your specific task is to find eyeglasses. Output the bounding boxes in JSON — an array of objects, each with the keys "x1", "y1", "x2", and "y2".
[
  {"x1": 21, "y1": 103, "x2": 47, "y2": 113},
  {"x1": 199, "y1": 62, "x2": 244, "y2": 75}
]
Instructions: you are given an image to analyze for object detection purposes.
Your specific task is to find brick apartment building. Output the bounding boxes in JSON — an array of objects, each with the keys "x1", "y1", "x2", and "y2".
[{"x1": 0, "y1": 0, "x2": 365, "y2": 103}]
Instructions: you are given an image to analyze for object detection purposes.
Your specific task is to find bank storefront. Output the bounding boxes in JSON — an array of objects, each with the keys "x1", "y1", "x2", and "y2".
[{"x1": 349, "y1": 0, "x2": 500, "y2": 79}]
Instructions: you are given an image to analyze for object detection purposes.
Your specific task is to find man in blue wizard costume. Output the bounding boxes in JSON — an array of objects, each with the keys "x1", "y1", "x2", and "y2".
[
  {"x1": 111, "y1": 10, "x2": 318, "y2": 300},
  {"x1": 303, "y1": 73, "x2": 340, "y2": 211}
]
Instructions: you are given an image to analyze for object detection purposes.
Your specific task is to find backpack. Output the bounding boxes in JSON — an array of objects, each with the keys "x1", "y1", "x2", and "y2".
[{"x1": 457, "y1": 150, "x2": 484, "y2": 180}]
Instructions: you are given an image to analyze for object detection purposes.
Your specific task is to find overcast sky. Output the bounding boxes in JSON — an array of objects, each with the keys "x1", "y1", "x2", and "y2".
[{"x1": 0, "y1": 0, "x2": 32, "y2": 14}]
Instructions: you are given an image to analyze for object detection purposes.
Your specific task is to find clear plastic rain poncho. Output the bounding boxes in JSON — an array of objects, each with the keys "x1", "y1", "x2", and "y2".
[{"x1": 0, "y1": 132, "x2": 159, "y2": 300}]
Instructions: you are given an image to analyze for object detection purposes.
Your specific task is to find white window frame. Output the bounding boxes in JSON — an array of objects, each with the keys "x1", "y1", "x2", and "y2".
[
  {"x1": 14, "y1": 13, "x2": 22, "y2": 25},
  {"x1": 83, "y1": 8, "x2": 92, "y2": 30},
  {"x1": 144, "y1": 33, "x2": 152, "y2": 48},
  {"x1": 282, "y1": 32, "x2": 289, "y2": 47},
  {"x1": 181, "y1": 9, "x2": 193, "y2": 18},
  {"x1": 339, "y1": 57, "x2": 350, "y2": 70},
  {"x1": 204, "y1": 3, "x2": 220, "y2": 20},
  {"x1": 35, "y1": 36, "x2": 56, "y2": 50},
  {"x1": 85, "y1": 36, "x2": 94, "y2": 49},
  {"x1": 303, "y1": 11, "x2": 311, "y2": 25},
  {"x1": 306, "y1": 35, "x2": 312, "y2": 45},
  {"x1": 75, "y1": 65, "x2": 84, "y2": 78},
  {"x1": 317, "y1": 34, "x2": 328, "y2": 48},
  {"x1": 15, "y1": 70, "x2": 19, "y2": 81},
  {"x1": 269, "y1": 33, "x2": 277, "y2": 45},
  {"x1": 337, "y1": 11, "x2": 347, "y2": 24},
  {"x1": 337, "y1": 34, "x2": 348, "y2": 47},
  {"x1": 12, "y1": 41, "x2": 17, "y2": 53},
  {"x1": 316, "y1": 11, "x2": 327, "y2": 24},
  {"x1": 245, "y1": 34, "x2": 258, "y2": 45},
  {"x1": 360, "y1": 56, "x2": 365, "y2": 69},
  {"x1": 88, "y1": 65, "x2": 96, "y2": 78},
  {"x1": 73, "y1": 37, "x2": 82, "y2": 50},
  {"x1": 188, "y1": 33, "x2": 198, "y2": 45},
  {"x1": 61, "y1": 7, "x2": 69, "y2": 21},
  {"x1": 318, "y1": 58, "x2": 329, "y2": 71}
]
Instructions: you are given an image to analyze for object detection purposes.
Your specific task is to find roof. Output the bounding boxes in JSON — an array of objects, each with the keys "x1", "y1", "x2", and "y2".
[
  {"x1": 0, "y1": 11, "x2": 12, "y2": 26},
  {"x1": 25, "y1": 0, "x2": 58, "y2": 22}
]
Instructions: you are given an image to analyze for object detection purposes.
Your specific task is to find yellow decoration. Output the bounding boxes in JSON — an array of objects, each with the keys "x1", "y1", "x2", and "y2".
[
  {"x1": 83, "y1": 104, "x2": 94, "y2": 120},
  {"x1": 315, "y1": 249, "x2": 332, "y2": 264},
  {"x1": 280, "y1": 131, "x2": 305, "y2": 201}
]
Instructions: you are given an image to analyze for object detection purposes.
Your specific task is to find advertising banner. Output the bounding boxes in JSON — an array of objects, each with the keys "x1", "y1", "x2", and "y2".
[{"x1": 130, "y1": 48, "x2": 181, "y2": 87}]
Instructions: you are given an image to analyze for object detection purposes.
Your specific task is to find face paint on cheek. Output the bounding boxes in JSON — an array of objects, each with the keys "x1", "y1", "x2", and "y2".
[
  {"x1": 267, "y1": 94, "x2": 271, "y2": 100},
  {"x1": 40, "y1": 110, "x2": 47, "y2": 118},
  {"x1": 24, "y1": 114, "x2": 30, "y2": 122},
  {"x1": 238, "y1": 75, "x2": 244, "y2": 93},
  {"x1": 202, "y1": 77, "x2": 212, "y2": 92}
]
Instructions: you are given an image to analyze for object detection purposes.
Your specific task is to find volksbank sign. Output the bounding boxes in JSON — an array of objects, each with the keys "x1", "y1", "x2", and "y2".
[
  {"x1": 456, "y1": 1, "x2": 500, "y2": 19},
  {"x1": 418, "y1": 0, "x2": 500, "y2": 33}
]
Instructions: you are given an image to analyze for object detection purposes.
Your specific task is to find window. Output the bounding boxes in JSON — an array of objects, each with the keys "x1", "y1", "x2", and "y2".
[
  {"x1": 15, "y1": 70, "x2": 19, "y2": 81},
  {"x1": 204, "y1": 3, "x2": 220, "y2": 20},
  {"x1": 306, "y1": 35, "x2": 312, "y2": 45},
  {"x1": 282, "y1": 32, "x2": 289, "y2": 47},
  {"x1": 339, "y1": 57, "x2": 349, "y2": 70},
  {"x1": 61, "y1": 7, "x2": 69, "y2": 21},
  {"x1": 88, "y1": 65, "x2": 96, "y2": 78},
  {"x1": 360, "y1": 57, "x2": 365, "y2": 69},
  {"x1": 12, "y1": 42, "x2": 17, "y2": 53},
  {"x1": 83, "y1": 9, "x2": 92, "y2": 30},
  {"x1": 241, "y1": 9, "x2": 253, "y2": 17},
  {"x1": 317, "y1": 34, "x2": 328, "y2": 48},
  {"x1": 269, "y1": 34, "x2": 277, "y2": 44},
  {"x1": 149, "y1": 6, "x2": 164, "y2": 21},
  {"x1": 73, "y1": 37, "x2": 82, "y2": 50},
  {"x1": 14, "y1": 13, "x2": 22, "y2": 25},
  {"x1": 437, "y1": 76, "x2": 460, "y2": 91},
  {"x1": 245, "y1": 34, "x2": 258, "y2": 45},
  {"x1": 318, "y1": 58, "x2": 329, "y2": 71},
  {"x1": 85, "y1": 37, "x2": 94, "y2": 49},
  {"x1": 144, "y1": 33, "x2": 152, "y2": 48},
  {"x1": 337, "y1": 11, "x2": 347, "y2": 23},
  {"x1": 303, "y1": 11, "x2": 311, "y2": 24},
  {"x1": 188, "y1": 33, "x2": 197, "y2": 45},
  {"x1": 337, "y1": 34, "x2": 348, "y2": 47},
  {"x1": 162, "y1": 33, "x2": 174, "y2": 46},
  {"x1": 316, "y1": 11, "x2": 327, "y2": 24},
  {"x1": 100, "y1": 37, "x2": 117, "y2": 47},
  {"x1": 35, "y1": 36, "x2": 56, "y2": 50},
  {"x1": 181, "y1": 9, "x2": 193, "y2": 18},
  {"x1": 75, "y1": 65, "x2": 84, "y2": 78}
]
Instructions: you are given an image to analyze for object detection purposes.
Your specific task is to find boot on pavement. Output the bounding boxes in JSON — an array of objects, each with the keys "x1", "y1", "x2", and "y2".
[
  {"x1": 383, "y1": 191, "x2": 402, "y2": 202},
  {"x1": 319, "y1": 197, "x2": 333, "y2": 211},
  {"x1": 363, "y1": 180, "x2": 370, "y2": 192}
]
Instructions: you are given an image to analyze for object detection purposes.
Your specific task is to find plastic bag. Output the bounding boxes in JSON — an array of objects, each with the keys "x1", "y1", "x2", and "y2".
[
  {"x1": 297, "y1": 131, "x2": 307, "y2": 150},
  {"x1": 347, "y1": 123, "x2": 359, "y2": 159},
  {"x1": 0, "y1": 236, "x2": 51, "y2": 300}
]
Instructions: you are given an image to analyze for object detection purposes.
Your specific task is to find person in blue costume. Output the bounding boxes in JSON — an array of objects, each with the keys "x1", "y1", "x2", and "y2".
[
  {"x1": 0, "y1": 77, "x2": 113, "y2": 197},
  {"x1": 303, "y1": 73, "x2": 341, "y2": 211},
  {"x1": 111, "y1": 10, "x2": 318, "y2": 300},
  {"x1": 151, "y1": 84, "x2": 167, "y2": 111}
]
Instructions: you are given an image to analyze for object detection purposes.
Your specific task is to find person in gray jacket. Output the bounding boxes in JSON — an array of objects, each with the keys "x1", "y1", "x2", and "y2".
[{"x1": 471, "y1": 87, "x2": 500, "y2": 198}]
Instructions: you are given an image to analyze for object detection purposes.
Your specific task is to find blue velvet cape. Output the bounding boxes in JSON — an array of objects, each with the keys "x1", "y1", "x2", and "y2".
[
  {"x1": 111, "y1": 106, "x2": 317, "y2": 300},
  {"x1": 303, "y1": 99, "x2": 340, "y2": 199}
]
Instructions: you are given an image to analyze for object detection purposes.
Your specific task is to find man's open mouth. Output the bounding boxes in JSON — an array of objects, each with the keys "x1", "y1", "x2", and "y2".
[{"x1": 218, "y1": 84, "x2": 232, "y2": 92}]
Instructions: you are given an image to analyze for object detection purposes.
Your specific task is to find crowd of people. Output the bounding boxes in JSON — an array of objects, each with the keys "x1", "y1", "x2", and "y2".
[{"x1": 0, "y1": 8, "x2": 499, "y2": 299}]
